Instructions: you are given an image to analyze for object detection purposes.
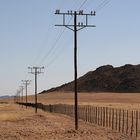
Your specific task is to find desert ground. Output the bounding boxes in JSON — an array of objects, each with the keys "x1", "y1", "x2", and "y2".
[
  {"x1": 2, "y1": 92, "x2": 140, "y2": 108},
  {"x1": 0, "y1": 103, "x2": 134, "y2": 140},
  {"x1": 1, "y1": 92, "x2": 140, "y2": 139},
  {"x1": 24, "y1": 92, "x2": 140, "y2": 110}
]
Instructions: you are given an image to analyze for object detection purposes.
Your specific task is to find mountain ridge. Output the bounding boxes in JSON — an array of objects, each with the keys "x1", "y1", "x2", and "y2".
[{"x1": 41, "y1": 64, "x2": 140, "y2": 93}]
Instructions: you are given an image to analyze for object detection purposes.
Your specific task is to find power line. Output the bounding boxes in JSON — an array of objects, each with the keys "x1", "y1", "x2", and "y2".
[
  {"x1": 45, "y1": 42, "x2": 71, "y2": 68},
  {"x1": 36, "y1": 0, "x2": 90, "y2": 67},
  {"x1": 18, "y1": 0, "x2": 112, "y2": 97},
  {"x1": 95, "y1": 0, "x2": 111, "y2": 12},
  {"x1": 42, "y1": 0, "x2": 94, "y2": 67},
  {"x1": 78, "y1": 0, "x2": 89, "y2": 10},
  {"x1": 18, "y1": 0, "x2": 98, "y2": 95},
  {"x1": 30, "y1": 0, "x2": 68, "y2": 66},
  {"x1": 37, "y1": 24, "x2": 69, "y2": 66},
  {"x1": 43, "y1": 0, "x2": 93, "y2": 67},
  {"x1": 38, "y1": 28, "x2": 66, "y2": 65}
]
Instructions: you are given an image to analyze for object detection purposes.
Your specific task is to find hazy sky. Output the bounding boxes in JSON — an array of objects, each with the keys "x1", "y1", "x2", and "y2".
[{"x1": 0, "y1": 0, "x2": 140, "y2": 96}]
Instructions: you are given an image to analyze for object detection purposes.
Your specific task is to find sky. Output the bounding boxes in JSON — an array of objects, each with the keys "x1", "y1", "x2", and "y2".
[{"x1": 0, "y1": 0, "x2": 140, "y2": 96}]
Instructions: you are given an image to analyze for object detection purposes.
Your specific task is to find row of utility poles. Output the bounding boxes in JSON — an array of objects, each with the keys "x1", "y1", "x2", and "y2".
[
  {"x1": 15, "y1": 9, "x2": 96, "y2": 130},
  {"x1": 15, "y1": 67, "x2": 44, "y2": 113}
]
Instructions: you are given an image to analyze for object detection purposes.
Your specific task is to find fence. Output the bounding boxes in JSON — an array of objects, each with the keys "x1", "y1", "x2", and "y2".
[{"x1": 17, "y1": 102, "x2": 139, "y2": 138}]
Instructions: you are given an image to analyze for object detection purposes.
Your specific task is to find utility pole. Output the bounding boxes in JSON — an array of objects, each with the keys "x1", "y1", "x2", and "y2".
[
  {"x1": 55, "y1": 10, "x2": 96, "y2": 130},
  {"x1": 14, "y1": 94, "x2": 16, "y2": 104},
  {"x1": 19, "y1": 86, "x2": 24, "y2": 108},
  {"x1": 28, "y1": 66, "x2": 44, "y2": 113},
  {"x1": 16, "y1": 90, "x2": 19, "y2": 103},
  {"x1": 22, "y1": 80, "x2": 31, "y2": 108}
]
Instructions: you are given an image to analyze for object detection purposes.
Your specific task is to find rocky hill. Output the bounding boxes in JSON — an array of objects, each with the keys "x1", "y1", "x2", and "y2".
[{"x1": 42, "y1": 64, "x2": 140, "y2": 93}]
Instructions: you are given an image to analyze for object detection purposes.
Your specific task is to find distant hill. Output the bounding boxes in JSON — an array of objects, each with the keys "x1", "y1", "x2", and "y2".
[
  {"x1": 42, "y1": 64, "x2": 140, "y2": 93},
  {"x1": 0, "y1": 95, "x2": 14, "y2": 98}
]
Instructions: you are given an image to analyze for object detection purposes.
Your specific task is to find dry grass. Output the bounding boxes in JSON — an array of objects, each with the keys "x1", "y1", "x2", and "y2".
[
  {"x1": 0, "y1": 104, "x2": 133, "y2": 140},
  {"x1": 0, "y1": 104, "x2": 33, "y2": 121},
  {"x1": 28, "y1": 92, "x2": 140, "y2": 110},
  {"x1": 1, "y1": 92, "x2": 140, "y2": 110}
]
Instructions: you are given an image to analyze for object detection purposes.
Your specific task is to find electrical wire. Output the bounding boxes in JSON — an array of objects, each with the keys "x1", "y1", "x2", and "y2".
[
  {"x1": 21, "y1": 0, "x2": 67, "y2": 88},
  {"x1": 95, "y1": 0, "x2": 111, "y2": 12},
  {"x1": 46, "y1": 42, "x2": 70, "y2": 68},
  {"x1": 30, "y1": 0, "x2": 67, "y2": 66},
  {"x1": 16, "y1": 0, "x2": 112, "y2": 94},
  {"x1": 38, "y1": 27, "x2": 66, "y2": 65},
  {"x1": 19, "y1": 3, "x2": 72, "y2": 93},
  {"x1": 78, "y1": 0, "x2": 89, "y2": 10},
  {"x1": 41, "y1": 0, "x2": 112, "y2": 68},
  {"x1": 37, "y1": 0, "x2": 90, "y2": 67}
]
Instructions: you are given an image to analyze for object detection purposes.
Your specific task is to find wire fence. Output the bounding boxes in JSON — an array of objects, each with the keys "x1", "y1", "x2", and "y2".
[{"x1": 18, "y1": 102, "x2": 139, "y2": 139}]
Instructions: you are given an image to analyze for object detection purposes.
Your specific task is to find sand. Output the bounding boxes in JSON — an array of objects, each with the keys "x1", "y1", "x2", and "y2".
[
  {"x1": 0, "y1": 104, "x2": 134, "y2": 140},
  {"x1": 26, "y1": 92, "x2": 140, "y2": 110}
]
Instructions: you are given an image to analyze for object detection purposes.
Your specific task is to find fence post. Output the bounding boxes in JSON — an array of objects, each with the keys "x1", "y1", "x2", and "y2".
[
  {"x1": 115, "y1": 109, "x2": 118, "y2": 131},
  {"x1": 87, "y1": 105, "x2": 89, "y2": 122},
  {"x1": 83, "y1": 105, "x2": 85, "y2": 120},
  {"x1": 106, "y1": 107, "x2": 108, "y2": 127},
  {"x1": 89, "y1": 106, "x2": 91, "y2": 122},
  {"x1": 82, "y1": 106, "x2": 84, "y2": 120},
  {"x1": 101, "y1": 107, "x2": 103, "y2": 126},
  {"x1": 109, "y1": 108, "x2": 111, "y2": 128},
  {"x1": 93, "y1": 106, "x2": 95, "y2": 124},
  {"x1": 68, "y1": 105, "x2": 69, "y2": 115},
  {"x1": 97, "y1": 107, "x2": 99, "y2": 125},
  {"x1": 122, "y1": 110, "x2": 125, "y2": 133},
  {"x1": 131, "y1": 111, "x2": 134, "y2": 137},
  {"x1": 119, "y1": 109, "x2": 121, "y2": 132},
  {"x1": 91, "y1": 106, "x2": 93, "y2": 123},
  {"x1": 126, "y1": 110, "x2": 129, "y2": 135},
  {"x1": 89, "y1": 106, "x2": 91, "y2": 123},
  {"x1": 136, "y1": 111, "x2": 138, "y2": 137},
  {"x1": 99, "y1": 107, "x2": 100, "y2": 126},
  {"x1": 112, "y1": 108, "x2": 114, "y2": 130},
  {"x1": 96, "y1": 107, "x2": 97, "y2": 124},
  {"x1": 86, "y1": 105, "x2": 87, "y2": 122},
  {"x1": 103, "y1": 107, "x2": 105, "y2": 127}
]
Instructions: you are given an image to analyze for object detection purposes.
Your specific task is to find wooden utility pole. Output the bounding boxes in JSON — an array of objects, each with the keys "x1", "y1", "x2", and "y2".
[
  {"x1": 28, "y1": 66, "x2": 44, "y2": 113},
  {"x1": 22, "y1": 80, "x2": 31, "y2": 108},
  {"x1": 16, "y1": 89, "x2": 20, "y2": 103},
  {"x1": 19, "y1": 86, "x2": 24, "y2": 108},
  {"x1": 55, "y1": 10, "x2": 96, "y2": 130}
]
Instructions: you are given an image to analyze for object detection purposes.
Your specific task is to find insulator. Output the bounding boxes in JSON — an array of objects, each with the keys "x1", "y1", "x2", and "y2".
[
  {"x1": 55, "y1": 9, "x2": 60, "y2": 14},
  {"x1": 79, "y1": 10, "x2": 83, "y2": 15},
  {"x1": 78, "y1": 22, "x2": 80, "y2": 26}
]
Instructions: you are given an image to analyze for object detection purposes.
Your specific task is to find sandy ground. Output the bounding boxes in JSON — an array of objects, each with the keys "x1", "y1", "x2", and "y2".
[
  {"x1": 26, "y1": 92, "x2": 140, "y2": 110},
  {"x1": 2, "y1": 92, "x2": 140, "y2": 110},
  {"x1": 0, "y1": 104, "x2": 134, "y2": 140}
]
